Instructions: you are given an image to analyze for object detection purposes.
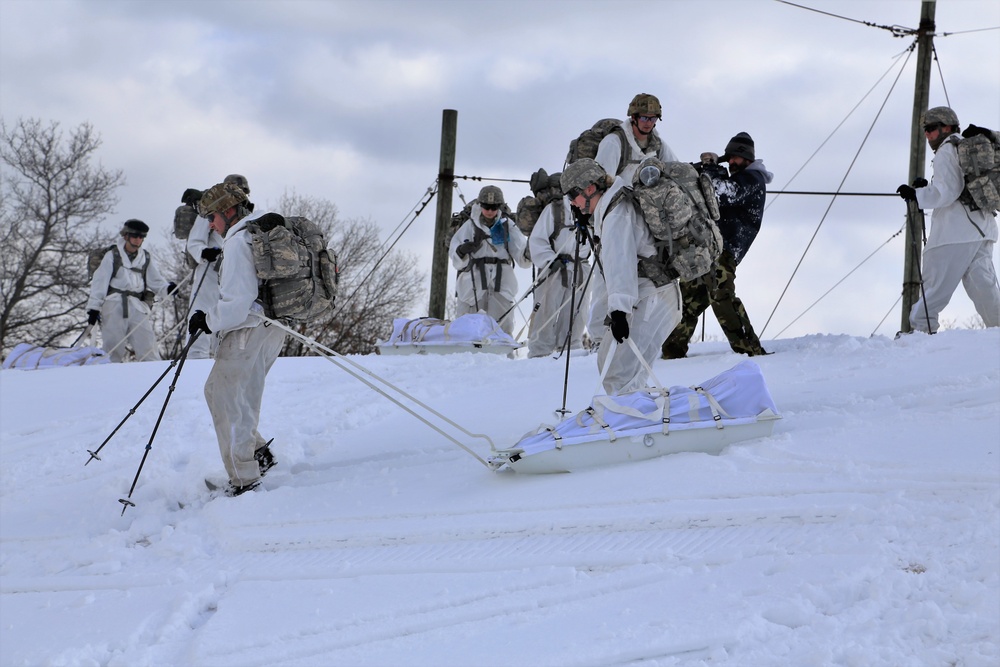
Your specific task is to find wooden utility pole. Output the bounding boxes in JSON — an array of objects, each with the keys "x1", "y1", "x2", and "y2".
[
  {"x1": 900, "y1": 0, "x2": 936, "y2": 333},
  {"x1": 429, "y1": 109, "x2": 457, "y2": 319}
]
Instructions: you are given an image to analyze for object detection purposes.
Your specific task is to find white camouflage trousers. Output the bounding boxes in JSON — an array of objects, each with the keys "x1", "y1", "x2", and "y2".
[
  {"x1": 910, "y1": 240, "x2": 1000, "y2": 333},
  {"x1": 527, "y1": 263, "x2": 590, "y2": 358},
  {"x1": 587, "y1": 270, "x2": 609, "y2": 346},
  {"x1": 100, "y1": 294, "x2": 161, "y2": 363},
  {"x1": 204, "y1": 323, "x2": 285, "y2": 486},
  {"x1": 597, "y1": 282, "x2": 681, "y2": 396}
]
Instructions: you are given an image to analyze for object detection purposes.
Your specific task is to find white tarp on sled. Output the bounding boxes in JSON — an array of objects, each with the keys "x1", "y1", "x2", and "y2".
[
  {"x1": 2, "y1": 342, "x2": 109, "y2": 370},
  {"x1": 377, "y1": 313, "x2": 521, "y2": 356},
  {"x1": 491, "y1": 360, "x2": 780, "y2": 473}
]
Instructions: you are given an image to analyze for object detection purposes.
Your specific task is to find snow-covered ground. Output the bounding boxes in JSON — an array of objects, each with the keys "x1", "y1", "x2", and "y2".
[{"x1": 1, "y1": 329, "x2": 998, "y2": 666}]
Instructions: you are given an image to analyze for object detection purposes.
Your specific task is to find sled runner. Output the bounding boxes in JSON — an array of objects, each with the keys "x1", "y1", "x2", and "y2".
[
  {"x1": 377, "y1": 313, "x2": 521, "y2": 356},
  {"x1": 489, "y1": 360, "x2": 780, "y2": 473}
]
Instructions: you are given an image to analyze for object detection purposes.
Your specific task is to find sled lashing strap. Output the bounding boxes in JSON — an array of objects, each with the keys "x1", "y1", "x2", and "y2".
[
  {"x1": 659, "y1": 389, "x2": 671, "y2": 435},
  {"x1": 544, "y1": 425, "x2": 563, "y2": 450},
  {"x1": 400, "y1": 318, "x2": 449, "y2": 344},
  {"x1": 693, "y1": 385, "x2": 730, "y2": 429},
  {"x1": 584, "y1": 407, "x2": 617, "y2": 442}
]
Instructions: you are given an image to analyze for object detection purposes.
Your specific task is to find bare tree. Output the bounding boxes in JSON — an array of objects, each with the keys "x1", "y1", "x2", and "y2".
[
  {"x1": 274, "y1": 191, "x2": 424, "y2": 355},
  {"x1": 0, "y1": 118, "x2": 124, "y2": 357}
]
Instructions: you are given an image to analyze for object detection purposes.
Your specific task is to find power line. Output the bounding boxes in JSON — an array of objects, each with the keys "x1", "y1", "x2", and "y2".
[
  {"x1": 774, "y1": 0, "x2": 999, "y2": 39},
  {"x1": 760, "y1": 38, "x2": 917, "y2": 337},
  {"x1": 941, "y1": 26, "x2": 1000, "y2": 36},
  {"x1": 772, "y1": 0, "x2": 916, "y2": 37}
]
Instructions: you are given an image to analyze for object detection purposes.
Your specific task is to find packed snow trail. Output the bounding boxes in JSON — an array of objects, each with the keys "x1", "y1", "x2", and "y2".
[{"x1": 1, "y1": 331, "x2": 997, "y2": 666}]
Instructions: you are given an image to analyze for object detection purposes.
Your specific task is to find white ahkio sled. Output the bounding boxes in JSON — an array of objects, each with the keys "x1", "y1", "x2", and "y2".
[
  {"x1": 2, "y1": 326, "x2": 109, "y2": 370},
  {"x1": 376, "y1": 313, "x2": 521, "y2": 356},
  {"x1": 488, "y1": 359, "x2": 781, "y2": 474}
]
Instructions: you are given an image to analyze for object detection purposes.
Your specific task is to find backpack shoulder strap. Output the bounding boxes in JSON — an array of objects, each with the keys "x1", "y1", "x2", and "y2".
[
  {"x1": 139, "y1": 249, "x2": 150, "y2": 289},
  {"x1": 606, "y1": 186, "x2": 634, "y2": 215},
  {"x1": 547, "y1": 201, "x2": 567, "y2": 249},
  {"x1": 108, "y1": 244, "x2": 121, "y2": 280},
  {"x1": 611, "y1": 125, "x2": 630, "y2": 176}
]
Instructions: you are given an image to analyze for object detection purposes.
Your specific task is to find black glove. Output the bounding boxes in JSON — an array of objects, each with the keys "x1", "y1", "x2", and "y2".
[
  {"x1": 87, "y1": 309, "x2": 101, "y2": 326},
  {"x1": 962, "y1": 124, "x2": 993, "y2": 139},
  {"x1": 188, "y1": 310, "x2": 212, "y2": 335},
  {"x1": 571, "y1": 207, "x2": 592, "y2": 229},
  {"x1": 609, "y1": 310, "x2": 629, "y2": 343},
  {"x1": 167, "y1": 282, "x2": 178, "y2": 296},
  {"x1": 896, "y1": 185, "x2": 917, "y2": 202},
  {"x1": 911, "y1": 177, "x2": 928, "y2": 188},
  {"x1": 456, "y1": 241, "x2": 477, "y2": 258},
  {"x1": 201, "y1": 247, "x2": 222, "y2": 262}
]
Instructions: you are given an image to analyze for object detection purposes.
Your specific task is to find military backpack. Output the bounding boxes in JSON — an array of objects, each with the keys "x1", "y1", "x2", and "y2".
[
  {"x1": 947, "y1": 125, "x2": 1000, "y2": 215},
  {"x1": 245, "y1": 213, "x2": 339, "y2": 322},
  {"x1": 608, "y1": 158, "x2": 723, "y2": 285}
]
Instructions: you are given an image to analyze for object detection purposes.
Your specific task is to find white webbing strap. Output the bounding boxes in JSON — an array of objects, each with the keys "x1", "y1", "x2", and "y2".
[
  {"x1": 626, "y1": 337, "x2": 666, "y2": 393},
  {"x1": 693, "y1": 385, "x2": 731, "y2": 429},
  {"x1": 659, "y1": 388, "x2": 671, "y2": 435},
  {"x1": 544, "y1": 425, "x2": 564, "y2": 450},
  {"x1": 594, "y1": 337, "x2": 617, "y2": 396},
  {"x1": 584, "y1": 407, "x2": 617, "y2": 442}
]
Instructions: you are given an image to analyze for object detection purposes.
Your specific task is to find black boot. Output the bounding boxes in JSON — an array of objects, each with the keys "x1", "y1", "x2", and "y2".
[{"x1": 255, "y1": 439, "x2": 277, "y2": 477}]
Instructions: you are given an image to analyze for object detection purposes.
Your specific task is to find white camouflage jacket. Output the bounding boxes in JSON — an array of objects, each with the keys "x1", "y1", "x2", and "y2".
[
  {"x1": 595, "y1": 120, "x2": 679, "y2": 183},
  {"x1": 917, "y1": 135, "x2": 998, "y2": 249},
  {"x1": 593, "y1": 178, "x2": 673, "y2": 314},
  {"x1": 528, "y1": 196, "x2": 592, "y2": 272},
  {"x1": 204, "y1": 210, "x2": 273, "y2": 335},
  {"x1": 449, "y1": 204, "x2": 529, "y2": 304},
  {"x1": 86, "y1": 238, "x2": 169, "y2": 313}
]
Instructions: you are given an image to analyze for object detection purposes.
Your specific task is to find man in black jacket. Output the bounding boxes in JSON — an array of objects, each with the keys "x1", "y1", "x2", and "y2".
[{"x1": 662, "y1": 132, "x2": 772, "y2": 358}]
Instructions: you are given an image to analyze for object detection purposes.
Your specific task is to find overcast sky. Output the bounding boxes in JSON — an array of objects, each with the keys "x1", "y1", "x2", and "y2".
[{"x1": 2, "y1": 0, "x2": 998, "y2": 339}]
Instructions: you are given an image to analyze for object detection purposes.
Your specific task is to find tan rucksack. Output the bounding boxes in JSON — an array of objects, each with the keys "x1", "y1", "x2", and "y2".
[
  {"x1": 246, "y1": 214, "x2": 339, "y2": 322},
  {"x1": 609, "y1": 158, "x2": 722, "y2": 284}
]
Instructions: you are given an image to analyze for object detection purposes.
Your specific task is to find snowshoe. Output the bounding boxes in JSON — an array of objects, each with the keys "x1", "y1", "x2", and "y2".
[{"x1": 255, "y1": 439, "x2": 276, "y2": 477}]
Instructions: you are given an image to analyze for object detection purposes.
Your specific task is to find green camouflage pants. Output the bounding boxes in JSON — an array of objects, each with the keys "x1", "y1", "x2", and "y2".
[{"x1": 661, "y1": 250, "x2": 766, "y2": 358}]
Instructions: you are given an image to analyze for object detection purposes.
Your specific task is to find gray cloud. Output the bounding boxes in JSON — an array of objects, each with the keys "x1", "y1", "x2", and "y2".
[{"x1": 2, "y1": 0, "x2": 997, "y2": 337}]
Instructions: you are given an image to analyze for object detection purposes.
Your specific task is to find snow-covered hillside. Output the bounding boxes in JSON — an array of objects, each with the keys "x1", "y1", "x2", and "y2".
[{"x1": 1, "y1": 330, "x2": 998, "y2": 666}]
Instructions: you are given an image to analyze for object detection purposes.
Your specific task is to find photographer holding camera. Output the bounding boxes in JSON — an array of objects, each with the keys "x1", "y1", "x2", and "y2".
[{"x1": 662, "y1": 132, "x2": 771, "y2": 359}]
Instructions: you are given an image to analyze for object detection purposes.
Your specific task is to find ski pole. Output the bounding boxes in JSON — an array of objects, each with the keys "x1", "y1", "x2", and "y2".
[
  {"x1": 71, "y1": 324, "x2": 95, "y2": 348},
  {"x1": 556, "y1": 238, "x2": 584, "y2": 416},
  {"x1": 905, "y1": 201, "x2": 933, "y2": 333},
  {"x1": 170, "y1": 264, "x2": 208, "y2": 359},
  {"x1": 85, "y1": 330, "x2": 193, "y2": 465},
  {"x1": 495, "y1": 255, "x2": 562, "y2": 327},
  {"x1": 118, "y1": 332, "x2": 201, "y2": 515}
]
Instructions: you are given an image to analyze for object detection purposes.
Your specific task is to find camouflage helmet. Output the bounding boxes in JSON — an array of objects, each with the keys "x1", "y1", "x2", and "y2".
[
  {"x1": 223, "y1": 173, "x2": 250, "y2": 194},
  {"x1": 478, "y1": 185, "x2": 505, "y2": 206},
  {"x1": 198, "y1": 182, "x2": 249, "y2": 218},
  {"x1": 560, "y1": 158, "x2": 608, "y2": 196},
  {"x1": 921, "y1": 106, "x2": 959, "y2": 128},
  {"x1": 628, "y1": 93, "x2": 662, "y2": 119}
]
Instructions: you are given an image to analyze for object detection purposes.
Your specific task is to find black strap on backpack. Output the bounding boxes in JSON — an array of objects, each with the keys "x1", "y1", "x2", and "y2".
[{"x1": 104, "y1": 246, "x2": 151, "y2": 318}]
